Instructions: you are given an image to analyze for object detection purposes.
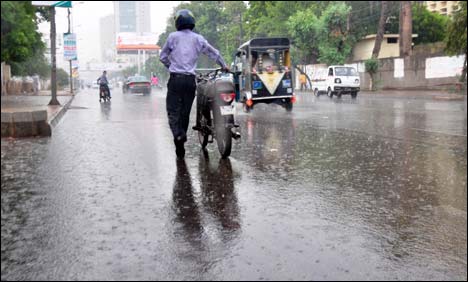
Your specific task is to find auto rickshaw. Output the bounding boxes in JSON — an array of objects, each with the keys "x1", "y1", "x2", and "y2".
[{"x1": 232, "y1": 37, "x2": 295, "y2": 112}]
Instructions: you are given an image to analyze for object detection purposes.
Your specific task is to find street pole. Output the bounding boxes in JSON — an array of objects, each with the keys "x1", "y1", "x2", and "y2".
[
  {"x1": 239, "y1": 12, "x2": 243, "y2": 45},
  {"x1": 49, "y1": 6, "x2": 60, "y2": 106},
  {"x1": 68, "y1": 8, "x2": 73, "y2": 94},
  {"x1": 143, "y1": 50, "x2": 146, "y2": 74},
  {"x1": 138, "y1": 50, "x2": 141, "y2": 75}
]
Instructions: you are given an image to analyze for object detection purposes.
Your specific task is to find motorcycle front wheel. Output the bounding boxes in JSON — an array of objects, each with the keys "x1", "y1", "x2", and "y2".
[
  {"x1": 213, "y1": 107, "x2": 232, "y2": 159},
  {"x1": 216, "y1": 127, "x2": 232, "y2": 159}
]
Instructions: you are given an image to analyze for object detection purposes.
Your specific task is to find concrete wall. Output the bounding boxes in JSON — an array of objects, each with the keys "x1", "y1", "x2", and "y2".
[
  {"x1": 297, "y1": 50, "x2": 465, "y2": 91},
  {"x1": 355, "y1": 54, "x2": 465, "y2": 90}
]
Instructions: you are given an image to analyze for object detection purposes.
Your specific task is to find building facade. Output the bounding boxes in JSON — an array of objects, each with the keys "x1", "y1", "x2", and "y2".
[
  {"x1": 100, "y1": 15, "x2": 116, "y2": 63},
  {"x1": 113, "y1": 1, "x2": 151, "y2": 34},
  {"x1": 352, "y1": 34, "x2": 418, "y2": 62},
  {"x1": 426, "y1": 1, "x2": 460, "y2": 16}
]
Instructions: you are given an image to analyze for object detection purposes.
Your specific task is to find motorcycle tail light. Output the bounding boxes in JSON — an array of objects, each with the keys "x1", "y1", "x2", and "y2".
[
  {"x1": 220, "y1": 92, "x2": 235, "y2": 103},
  {"x1": 246, "y1": 99, "x2": 253, "y2": 107},
  {"x1": 291, "y1": 95, "x2": 297, "y2": 103}
]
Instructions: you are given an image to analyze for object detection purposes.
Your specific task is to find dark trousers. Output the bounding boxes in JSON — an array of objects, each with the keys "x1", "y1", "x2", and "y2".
[
  {"x1": 100, "y1": 84, "x2": 111, "y2": 97},
  {"x1": 166, "y1": 74, "x2": 196, "y2": 141}
]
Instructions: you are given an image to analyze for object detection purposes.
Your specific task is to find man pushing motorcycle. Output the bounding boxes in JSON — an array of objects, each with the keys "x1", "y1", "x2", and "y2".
[{"x1": 159, "y1": 9, "x2": 229, "y2": 160}]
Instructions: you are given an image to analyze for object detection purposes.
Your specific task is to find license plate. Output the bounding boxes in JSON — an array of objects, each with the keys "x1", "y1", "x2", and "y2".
[{"x1": 220, "y1": 105, "x2": 235, "y2": 116}]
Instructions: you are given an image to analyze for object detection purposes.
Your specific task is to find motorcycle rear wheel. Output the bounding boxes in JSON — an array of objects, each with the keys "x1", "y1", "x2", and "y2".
[
  {"x1": 216, "y1": 127, "x2": 232, "y2": 159},
  {"x1": 213, "y1": 108, "x2": 232, "y2": 159}
]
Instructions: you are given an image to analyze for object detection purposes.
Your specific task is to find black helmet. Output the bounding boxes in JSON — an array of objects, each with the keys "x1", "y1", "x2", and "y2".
[{"x1": 174, "y1": 9, "x2": 195, "y2": 31}]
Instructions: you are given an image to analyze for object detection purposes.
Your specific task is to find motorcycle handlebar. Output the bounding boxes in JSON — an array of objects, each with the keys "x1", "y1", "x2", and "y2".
[{"x1": 195, "y1": 68, "x2": 234, "y2": 82}]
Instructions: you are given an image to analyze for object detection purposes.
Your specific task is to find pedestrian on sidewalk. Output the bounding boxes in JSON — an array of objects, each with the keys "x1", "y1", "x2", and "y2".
[
  {"x1": 160, "y1": 9, "x2": 229, "y2": 160},
  {"x1": 299, "y1": 73, "x2": 307, "y2": 91}
]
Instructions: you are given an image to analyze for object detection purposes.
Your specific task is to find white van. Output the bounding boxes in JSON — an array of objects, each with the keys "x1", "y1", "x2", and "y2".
[{"x1": 312, "y1": 66, "x2": 360, "y2": 98}]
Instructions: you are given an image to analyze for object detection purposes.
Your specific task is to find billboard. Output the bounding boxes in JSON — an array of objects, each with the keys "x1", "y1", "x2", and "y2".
[
  {"x1": 116, "y1": 32, "x2": 160, "y2": 54},
  {"x1": 32, "y1": 1, "x2": 72, "y2": 7},
  {"x1": 63, "y1": 33, "x2": 77, "y2": 61}
]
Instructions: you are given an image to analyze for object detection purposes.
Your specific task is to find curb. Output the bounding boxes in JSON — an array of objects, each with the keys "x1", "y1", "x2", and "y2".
[
  {"x1": 1, "y1": 110, "x2": 51, "y2": 137},
  {"x1": 48, "y1": 95, "x2": 75, "y2": 128},
  {"x1": 432, "y1": 96, "x2": 465, "y2": 101},
  {"x1": 1, "y1": 94, "x2": 75, "y2": 138}
]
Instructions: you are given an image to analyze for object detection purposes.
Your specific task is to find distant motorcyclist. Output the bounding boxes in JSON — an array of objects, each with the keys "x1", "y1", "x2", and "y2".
[
  {"x1": 151, "y1": 74, "x2": 159, "y2": 88},
  {"x1": 97, "y1": 70, "x2": 111, "y2": 99}
]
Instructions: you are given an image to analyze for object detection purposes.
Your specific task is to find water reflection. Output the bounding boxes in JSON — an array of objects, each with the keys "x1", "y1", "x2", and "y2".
[
  {"x1": 244, "y1": 113, "x2": 297, "y2": 177},
  {"x1": 171, "y1": 155, "x2": 241, "y2": 246},
  {"x1": 172, "y1": 160, "x2": 203, "y2": 246},
  {"x1": 100, "y1": 102, "x2": 111, "y2": 120},
  {"x1": 198, "y1": 154, "x2": 241, "y2": 236}
]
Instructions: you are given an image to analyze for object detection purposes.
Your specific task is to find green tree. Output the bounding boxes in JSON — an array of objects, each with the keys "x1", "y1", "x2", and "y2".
[
  {"x1": 365, "y1": 58, "x2": 379, "y2": 91},
  {"x1": 218, "y1": 1, "x2": 247, "y2": 64},
  {"x1": 144, "y1": 56, "x2": 169, "y2": 84},
  {"x1": 121, "y1": 65, "x2": 138, "y2": 79},
  {"x1": 287, "y1": 8, "x2": 321, "y2": 64},
  {"x1": 288, "y1": 2, "x2": 353, "y2": 65},
  {"x1": 318, "y1": 3, "x2": 353, "y2": 65},
  {"x1": 412, "y1": 4, "x2": 449, "y2": 45},
  {"x1": 445, "y1": 1, "x2": 467, "y2": 82},
  {"x1": 56, "y1": 68, "x2": 69, "y2": 88},
  {"x1": 246, "y1": 1, "x2": 325, "y2": 39},
  {"x1": 1, "y1": 1, "x2": 45, "y2": 66},
  {"x1": 10, "y1": 50, "x2": 50, "y2": 78}
]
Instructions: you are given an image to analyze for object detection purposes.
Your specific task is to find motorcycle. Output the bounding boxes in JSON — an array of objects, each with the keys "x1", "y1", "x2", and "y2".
[
  {"x1": 193, "y1": 69, "x2": 241, "y2": 159},
  {"x1": 99, "y1": 84, "x2": 110, "y2": 102}
]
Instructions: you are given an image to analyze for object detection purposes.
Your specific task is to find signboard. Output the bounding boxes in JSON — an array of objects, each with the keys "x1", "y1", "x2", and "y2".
[
  {"x1": 63, "y1": 33, "x2": 77, "y2": 61},
  {"x1": 72, "y1": 68, "x2": 79, "y2": 78},
  {"x1": 32, "y1": 1, "x2": 72, "y2": 7},
  {"x1": 116, "y1": 32, "x2": 160, "y2": 54}
]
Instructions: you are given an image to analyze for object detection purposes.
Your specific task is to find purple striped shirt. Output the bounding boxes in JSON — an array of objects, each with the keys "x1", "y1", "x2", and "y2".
[{"x1": 159, "y1": 29, "x2": 227, "y2": 75}]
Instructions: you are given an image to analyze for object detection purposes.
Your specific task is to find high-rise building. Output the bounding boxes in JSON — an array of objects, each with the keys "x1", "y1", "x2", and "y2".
[
  {"x1": 100, "y1": 15, "x2": 116, "y2": 62},
  {"x1": 426, "y1": 1, "x2": 460, "y2": 16},
  {"x1": 113, "y1": 1, "x2": 153, "y2": 67},
  {"x1": 113, "y1": 1, "x2": 151, "y2": 34}
]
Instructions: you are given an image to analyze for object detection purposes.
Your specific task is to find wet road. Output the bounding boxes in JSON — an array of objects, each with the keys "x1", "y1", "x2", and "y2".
[{"x1": 1, "y1": 88, "x2": 467, "y2": 280}]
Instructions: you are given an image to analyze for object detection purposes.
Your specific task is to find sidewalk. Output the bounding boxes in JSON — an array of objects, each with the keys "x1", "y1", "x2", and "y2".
[{"x1": 1, "y1": 91, "x2": 75, "y2": 138}]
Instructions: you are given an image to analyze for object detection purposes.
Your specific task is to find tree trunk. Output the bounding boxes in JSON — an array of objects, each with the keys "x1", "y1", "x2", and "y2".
[
  {"x1": 372, "y1": 1, "x2": 388, "y2": 59},
  {"x1": 399, "y1": 1, "x2": 413, "y2": 57}
]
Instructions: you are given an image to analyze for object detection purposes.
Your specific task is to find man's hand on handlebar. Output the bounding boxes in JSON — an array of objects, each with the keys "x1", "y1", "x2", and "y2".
[{"x1": 221, "y1": 66, "x2": 230, "y2": 73}]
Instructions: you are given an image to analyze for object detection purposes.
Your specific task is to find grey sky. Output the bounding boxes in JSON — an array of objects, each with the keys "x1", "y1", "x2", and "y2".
[{"x1": 38, "y1": 1, "x2": 181, "y2": 63}]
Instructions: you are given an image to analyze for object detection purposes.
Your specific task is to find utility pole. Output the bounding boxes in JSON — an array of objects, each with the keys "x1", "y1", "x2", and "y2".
[
  {"x1": 49, "y1": 6, "x2": 60, "y2": 106},
  {"x1": 239, "y1": 12, "x2": 243, "y2": 45},
  {"x1": 67, "y1": 8, "x2": 73, "y2": 95},
  {"x1": 399, "y1": 1, "x2": 413, "y2": 57}
]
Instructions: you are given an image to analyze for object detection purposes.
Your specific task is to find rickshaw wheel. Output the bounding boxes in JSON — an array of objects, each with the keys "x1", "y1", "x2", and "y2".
[
  {"x1": 285, "y1": 100, "x2": 293, "y2": 112},
  {"x1": 243, "y1": 103, "x2": 251, "y2": 113}
]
